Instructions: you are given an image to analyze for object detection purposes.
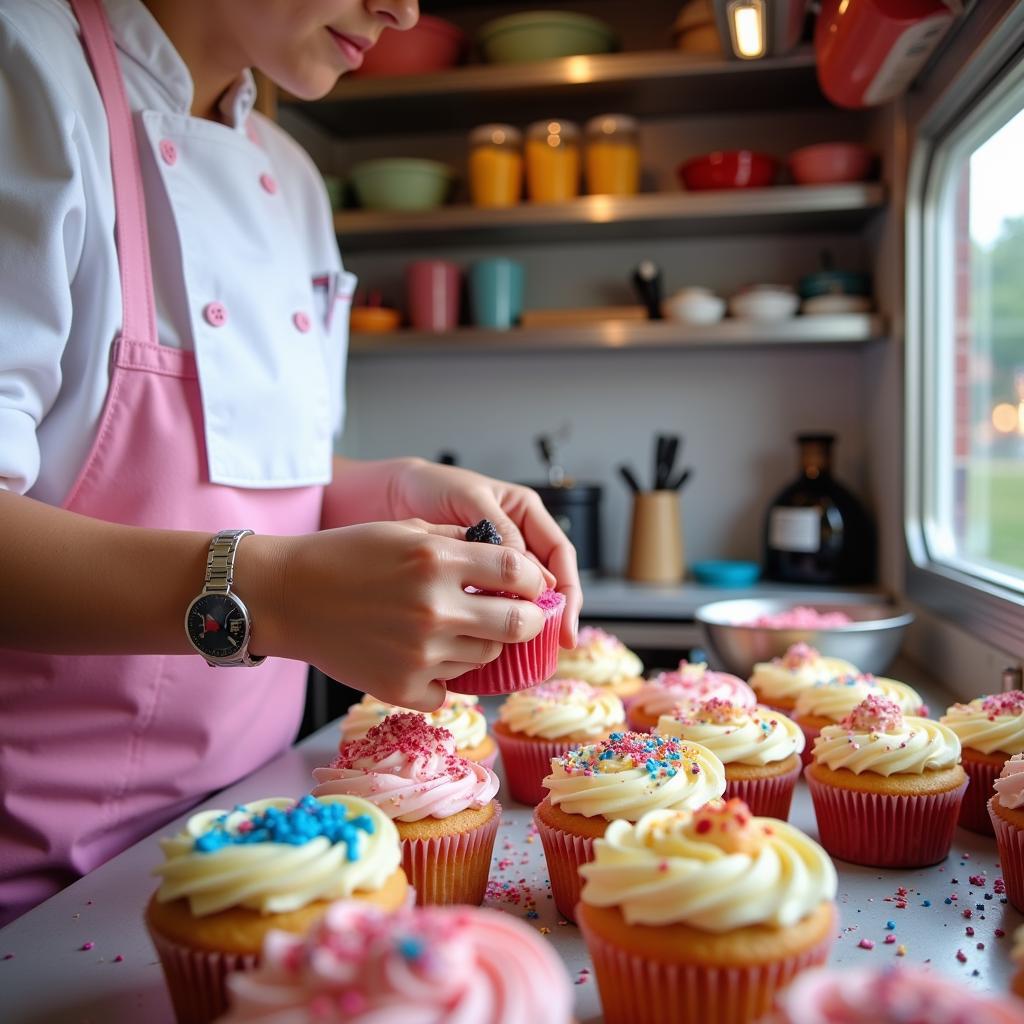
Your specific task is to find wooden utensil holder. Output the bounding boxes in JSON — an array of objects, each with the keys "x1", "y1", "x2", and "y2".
[{"x1": 626, "y1": 490, "x2": 684, "y2": 584}]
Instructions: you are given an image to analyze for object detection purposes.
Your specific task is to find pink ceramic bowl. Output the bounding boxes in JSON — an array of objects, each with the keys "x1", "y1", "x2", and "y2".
[
  {"x1": 677, "y1": 151, "x2": 778, "y2": 191},
  {"x1": 788, "y1": 143, "x2": 875, "y2": 185},
  {"x1": 355, "y1": 16, "x2": 467, "y2": 77}
]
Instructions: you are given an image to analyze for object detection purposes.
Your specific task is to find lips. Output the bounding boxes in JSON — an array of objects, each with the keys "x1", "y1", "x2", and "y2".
[{"x1": 326, "y1": 27, "x2": 372, "y2": 69}]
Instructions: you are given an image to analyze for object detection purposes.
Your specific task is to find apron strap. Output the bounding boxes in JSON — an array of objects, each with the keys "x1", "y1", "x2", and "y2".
[{"x1": 69, "y1": 0, "x2": 158, "y2": 347}]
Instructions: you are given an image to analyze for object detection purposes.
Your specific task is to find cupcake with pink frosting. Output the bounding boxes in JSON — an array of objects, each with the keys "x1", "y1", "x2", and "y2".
[
  {"x1": 989, "y1": 752, "x2": 1024, "y2": 913},
  {"x1": 311, "y1": 714, "x2": 500, "y2": 906},
  {"x1": 748, "y1": 642, "x2": 859, "y2": 714},
  {"x1": 217, "y1": 901, "x2": 575, "y2": 1024},
  {"x1": 768, "y1": 964, "x2": 1024, "y2": 1024},
  {"x1": 554, "y1": 626, "x2": 645, "y2": 701},
  {"x1": 626, "y1": 661, "x2": 756, "y2": 733}
]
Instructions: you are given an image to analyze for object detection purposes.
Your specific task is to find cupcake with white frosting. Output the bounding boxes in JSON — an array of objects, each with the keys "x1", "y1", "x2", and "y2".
[
  {"x1": 805, "y1": 695, "x2": 967, "y2": 867},
  {"x1": 793, "y1": 672, "x2": 926, "y2": 766},
  {"x1": 534, "y1": 731, "x2": 725, "y2": 921},
  {"x1": 311, "y1": 714, "x2": 500, "y2": 906},
  {"x1": 338, "y1": 691, "x2": 497, "y2": 769},
  {"x1": 493, "y1": 678, "x2": 625, "y2": 804},
  {"x1": 655, "y1": 698, "x2": 804, "y2": 818},
  {"x1": 626, "y1": 660, "x2": 756, "y2": 732},
  {"x1": 941, "y1": 690, "x2": 1024, "y2": 834},
  {"x1": 748, "y1": 642, "x2": 859, "y2": 713},
  {"x1": 577, "y1": 798, "x2": 837, "y2": 1024},
  {"x1": 145, "y1": 794, "x2": 406, "y2": 1024},
  {"x1": 989, "y1": 753, "x2": 1024, "y2": 914},
  {"x1": 554, "y1": 626, "x2": 645, "y2": 701}
]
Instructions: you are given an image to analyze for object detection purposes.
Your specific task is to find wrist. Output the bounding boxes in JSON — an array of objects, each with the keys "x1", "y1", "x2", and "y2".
[{"x1": 232, "y1": 533, "x2": 290, "y2": 660}]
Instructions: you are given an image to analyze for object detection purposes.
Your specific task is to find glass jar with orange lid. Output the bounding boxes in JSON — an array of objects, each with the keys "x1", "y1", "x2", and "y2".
[
  {"x1": 585, "y1": 114, "x2": 640, "y2": 196},
  {"x1": 525, "y1": 119, "x2": 581, "y2": 204},
  {"x1": 468, "y1": 123, "x2": 523, "y2": 208}
]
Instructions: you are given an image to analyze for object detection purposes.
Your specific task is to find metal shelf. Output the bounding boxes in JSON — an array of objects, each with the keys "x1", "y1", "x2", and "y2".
[
  {"x1": 348, "y1": 314, "x2": 886, "y2": 357},
  {"x1": 334, "y1": 184, "x2": 886, "y2": 250},
  {"x1": 285, "y1": 50, "x2": 825, "y2": 136}
]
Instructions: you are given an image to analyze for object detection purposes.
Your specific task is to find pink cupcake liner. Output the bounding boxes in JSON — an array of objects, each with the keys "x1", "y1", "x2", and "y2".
[
  {"x1": 806, "y1": 773, "x2": 968, "y2": 868},
  {"x1": 989, "y1": 800, "x2": 1024, "y2": 913},
  {"x1": 959, "y1": 757, "x2": 1003, "y2": 835},
  {"x1": 533, "y1": 806, "x2": 597, "y2": 923},
  {"x1": 493, "y1": 730, "x2": 580, "y2": 805},
  {"x1": 401, "y1": 801, "x2": 501, "y2": 906},
  {"x1": 448, "y1": 592, "x2": 564, "y2": 696},
  {"x1": 578, "y1": 909, "x2": 835, "y2": 1024},
  {"x1": 148, "y1": 926, "x2": 258, "y2": 1024},
  {"x1": 725, "y1": 760, "x2": 802, "y2": 820}
]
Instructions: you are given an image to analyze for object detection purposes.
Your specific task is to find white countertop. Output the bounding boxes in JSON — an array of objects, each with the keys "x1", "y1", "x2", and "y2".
[{"x1": 2, "y1": 666, "x2": 1021, "y2": 1023}]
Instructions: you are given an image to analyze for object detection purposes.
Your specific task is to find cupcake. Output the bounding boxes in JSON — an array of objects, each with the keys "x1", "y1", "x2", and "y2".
[
  {"x1": 626, "y1": 660, "x2": 756, "y2": 733},
  {"x1": 535, "y1": 731, "x2": 726, "y2": 921},
  {"x1": 770, "y1": 965, "x2": 1024, "y2": 1024},
  {"x1": 554, "y1": 626, "x2": 645, "y2": 701},
  {"x1": 805, "y1": 695, "x2": 967, "y2": 867},
  {"x1": 942, "y1": 691, "x2": 1024, "y2": 834},
  {"x1": 989, "y1": 753, "x2": 1024, "y2": 913},
  {"x1": 493, "y1": 677, "x2": 625, "y2": 805},
  {"x1": 655, "y1": 698, "x2": 804, "y2": 818},
  {"x1": 1011, "y1": 923, "x2": 1024, "y2": 1000},
  {"x1": 311, "y1": 714, "x2": 500, "y2": 906},
  {"x1": 218, "y1": 901, "x2": 575, "y2": 1024},
  {"x1": 793, "y1": 672, "x2": 926, "y2": 766},
  {"x1": 577, "y1": 798, "x2": 837, "y2": 1024},
  {"x1": 448, "y1": 519, "x2": 565, "y2": 696},
  {"x1": 338, "y1": 691, "x2": 497, "y2": 770},
  {"x1": 146, "y1": 794, "x2": 406, "y2": 1024},
  {"x1": 748, "y1": 642, "x2": 859, "y2": 713}
]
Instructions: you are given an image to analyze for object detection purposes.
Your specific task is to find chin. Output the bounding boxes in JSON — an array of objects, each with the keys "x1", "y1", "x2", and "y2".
[{"x1": 272, "y1": 66, "x2": 346, "y2": 100}]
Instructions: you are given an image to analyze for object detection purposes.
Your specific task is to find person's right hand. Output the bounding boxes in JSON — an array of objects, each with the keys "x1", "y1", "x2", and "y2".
[{"x1": 248, "y1": 520, "x2": 547, "y2": 711}]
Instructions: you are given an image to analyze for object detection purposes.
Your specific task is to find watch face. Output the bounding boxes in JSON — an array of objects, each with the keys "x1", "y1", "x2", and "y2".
[{"x1": 186, "y1": 593, "x2": 249, "y2": 661}]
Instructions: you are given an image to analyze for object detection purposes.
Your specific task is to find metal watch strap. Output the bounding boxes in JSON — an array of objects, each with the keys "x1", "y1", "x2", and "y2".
[{"x1": 203, "y1": 529, "x2": 253, "y2": 595}]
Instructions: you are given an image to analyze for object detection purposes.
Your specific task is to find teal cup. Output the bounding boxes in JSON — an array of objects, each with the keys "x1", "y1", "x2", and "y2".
[{"x1": 469, "y1": 258, "x2": 524, "y2": 330}]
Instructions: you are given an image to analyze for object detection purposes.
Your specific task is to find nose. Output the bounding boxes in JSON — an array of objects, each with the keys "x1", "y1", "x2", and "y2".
[{"x1": 366, "y1": 0, "x2": 419, "y2": 31}]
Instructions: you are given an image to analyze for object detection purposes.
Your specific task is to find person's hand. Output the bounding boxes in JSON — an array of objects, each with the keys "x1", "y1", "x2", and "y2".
[
  {"x1": 248, "y1": 519, "x2": 547, "y2": 711},
  {"x1": 387, "y1": 459, "x2": 582, "y2": 648}
]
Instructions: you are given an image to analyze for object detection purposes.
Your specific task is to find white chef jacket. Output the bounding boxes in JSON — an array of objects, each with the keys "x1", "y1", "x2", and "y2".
[{"x1": 0, "y1": 0, "x2": 351, "y2": 504}]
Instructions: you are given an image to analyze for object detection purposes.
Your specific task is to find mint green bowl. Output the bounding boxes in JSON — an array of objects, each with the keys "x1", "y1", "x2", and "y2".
[
  {"x1": 477, "y1": 11, "x2": 617, "y2": 63},
  {"x1": 349, "y1": 158, "x2": 454, "y2": 212}
]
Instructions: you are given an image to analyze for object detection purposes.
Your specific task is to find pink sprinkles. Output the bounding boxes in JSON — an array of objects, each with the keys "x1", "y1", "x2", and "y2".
[
  {"x1": 840, "y1": 694, "x2": 904, "y2": 734},
  {"x1": 330, "y1": 713, "x2": 470, "y2": 778},
  {"x1": 980, "y1": 691, "x2": 1024, "y2": 717}
]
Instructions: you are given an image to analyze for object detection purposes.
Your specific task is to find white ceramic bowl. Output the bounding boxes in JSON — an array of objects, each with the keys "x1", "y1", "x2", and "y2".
[
  {"x1": 664, "y1": 287, "x2": 726, "y2": 325},
  {"x1": 729, "y1": 286, "x2": 799, "y2": 322}
]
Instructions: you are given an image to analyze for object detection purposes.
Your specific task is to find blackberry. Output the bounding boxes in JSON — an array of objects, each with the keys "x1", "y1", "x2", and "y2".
[{"x1": 466, "y1": 519, "x2": 502, "y2": 545}]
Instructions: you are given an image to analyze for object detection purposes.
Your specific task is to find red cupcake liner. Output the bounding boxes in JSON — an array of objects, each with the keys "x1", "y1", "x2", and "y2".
[
  {"x1": 806, "y1": 774, "x2": 967, "y2": 868},
  {"x1": 989, "y1": 800, "x2": 1024, "y2": 913},
  {"x1": 798, "y1": 723, "x2": 819, "y2": 767},
  {"x1": 148, "y1": 926, "x2": 258, "y2": 1024},
  {"x1": 959, "y1": 757, "x2": 1004, "y2": 835},
  {"x1": 448, "y1": 593, "x2": 564, "y2": 696},
  {"x1": 494, "y1": 730, "x2": 579, "y2": 805},
  {"x1": 533, "y1": 806, "x2": 597, "y2": 923},
  {"x1": 401, "y1": 801, "x2": 501, "y2": 906},
  {"x1": 578, "y1": 909, "x2": 834, "y2": 1024},
  {"x1": 725, "y1": 760, "x2": 802, "y2": 820}
]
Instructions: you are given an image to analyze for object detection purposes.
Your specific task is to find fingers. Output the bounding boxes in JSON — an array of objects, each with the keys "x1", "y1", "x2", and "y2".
[
  {"x1": 373, "y1": 678, "x2": 448, "y2": 713},
  {"x1": 441, "y1": 636, "x2": 504, "y2": 666},
  {"x1": 456, "y1": 541, "x2": 545, "y2": 599},
  {"x1": 430, "y1": 662, "x2": 487, "y2": 684},
  {"x1": 454, "y1": 591, "x2": 545, "y2": 645}
]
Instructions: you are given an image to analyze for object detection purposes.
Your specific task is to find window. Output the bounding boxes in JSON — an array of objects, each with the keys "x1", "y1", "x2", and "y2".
[{"x1": 907, "y1": 43, "x2": 1024, "y2": 654}]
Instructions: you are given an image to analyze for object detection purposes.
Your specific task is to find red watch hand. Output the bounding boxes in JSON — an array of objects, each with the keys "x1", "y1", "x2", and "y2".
[{"x1": 203, "y1": 614, "x2": 222, "y2": 634}]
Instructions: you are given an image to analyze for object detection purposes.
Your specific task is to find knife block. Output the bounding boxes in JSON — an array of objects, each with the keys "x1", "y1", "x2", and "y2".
[{"x1": 626, "y1": 490, "x2": 684, "y2": 584}]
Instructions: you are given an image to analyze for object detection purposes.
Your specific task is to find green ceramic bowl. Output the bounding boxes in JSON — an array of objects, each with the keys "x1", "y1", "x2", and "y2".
[
  {"x1": 477, "y1": 11, "x2": 617, "y2": 63},
  {"x1": 349, "y1": 158, "x2": 454, "y2": 212}
]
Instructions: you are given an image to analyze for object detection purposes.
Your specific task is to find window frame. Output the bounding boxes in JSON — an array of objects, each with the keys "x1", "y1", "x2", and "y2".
[{"x1": 905, "y1": 15, "x2": 1024, "y2": 658}]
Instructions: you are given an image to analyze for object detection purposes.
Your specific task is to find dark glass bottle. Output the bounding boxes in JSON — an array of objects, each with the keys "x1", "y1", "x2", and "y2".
[{"x1": 763, "y1": 434, "x2": 875, "y2": 584}]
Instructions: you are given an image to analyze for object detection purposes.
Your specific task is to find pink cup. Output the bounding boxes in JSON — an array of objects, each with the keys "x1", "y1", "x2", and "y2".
[{"x1": 407, "y1": 260, "x2": 461, "y2": 332}]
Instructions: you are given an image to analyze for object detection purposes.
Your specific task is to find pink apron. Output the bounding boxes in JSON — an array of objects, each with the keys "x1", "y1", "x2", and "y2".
[{"x1": 0, "y1": 0, "x2": 324, "y2": 925}]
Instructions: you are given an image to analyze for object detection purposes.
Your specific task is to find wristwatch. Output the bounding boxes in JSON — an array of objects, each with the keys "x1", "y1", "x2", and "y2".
[{"x1": 184, "y1": 529, "x2": 265, "y2": 667}]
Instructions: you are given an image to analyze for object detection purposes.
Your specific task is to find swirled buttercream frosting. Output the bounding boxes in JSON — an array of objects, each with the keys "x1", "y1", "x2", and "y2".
[
  {"x1": 338, "y1": 692, "x2": 487, "y2": 751},
  {"x1": 498, "y1": 678, "x2": 624, "y2": 740},
  {"x1": 941, "y1": 691, "x2": 1024, "y2": 756},
  {"x1": 555, "y1": 627, "x2": 643, "y2": 686},
  {"x1": 631, "y1": 662, "x2": 756, "y2": 720}
]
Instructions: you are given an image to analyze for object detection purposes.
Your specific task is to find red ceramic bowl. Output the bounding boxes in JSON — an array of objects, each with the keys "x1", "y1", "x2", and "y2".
[
  {"x1": 788, "y1": 143, "x2": 875, "y2": 185},
  {"x1": 677, "y1": 151, "x2": 778, "y2": 191},
  {"x1": 354, "y1": 16, "x2": 467, "y2": 77}
]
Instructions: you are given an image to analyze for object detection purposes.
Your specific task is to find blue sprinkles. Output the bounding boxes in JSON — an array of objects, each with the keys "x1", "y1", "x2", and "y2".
[{"x1": 194, "y1": 796, "x2": 375, "y2": 861}]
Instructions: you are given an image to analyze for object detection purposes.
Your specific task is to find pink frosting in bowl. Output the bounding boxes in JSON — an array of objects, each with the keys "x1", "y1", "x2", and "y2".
[
  {"x1": 219, "y1": 901, "x2": 575, "y2": 1024},
  {"x1": 311, "y1": 714, "x2": 498, "y2": 822}
]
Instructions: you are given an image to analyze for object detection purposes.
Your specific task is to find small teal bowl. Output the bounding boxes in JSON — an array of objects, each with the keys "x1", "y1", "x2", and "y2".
[{"x1": 691, "y1": 560, "x2": 761, "y2": 587}]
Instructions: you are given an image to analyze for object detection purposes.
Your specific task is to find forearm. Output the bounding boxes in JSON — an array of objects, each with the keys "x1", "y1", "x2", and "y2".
[
  {"x1": 0, "y1": 490, "x2": 283, "y2": 656},
  {"x1": 320, "y1": 454, "x2": 423, "y2": 529}
]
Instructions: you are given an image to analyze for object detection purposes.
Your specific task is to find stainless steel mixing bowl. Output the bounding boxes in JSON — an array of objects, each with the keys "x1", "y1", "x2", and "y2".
[{"x1": 695, "y1": 597, "x2": 914, "y2": 678}]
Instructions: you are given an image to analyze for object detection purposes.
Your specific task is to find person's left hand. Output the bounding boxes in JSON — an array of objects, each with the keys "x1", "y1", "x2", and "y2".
[{"x1": 389, "y1": 459, "x2": 581, "y2": 648}]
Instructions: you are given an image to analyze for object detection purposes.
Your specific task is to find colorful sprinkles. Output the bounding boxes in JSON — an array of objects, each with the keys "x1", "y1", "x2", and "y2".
[{"x1": 556, "y1": 731, "x2": 694, "y2": 783}]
